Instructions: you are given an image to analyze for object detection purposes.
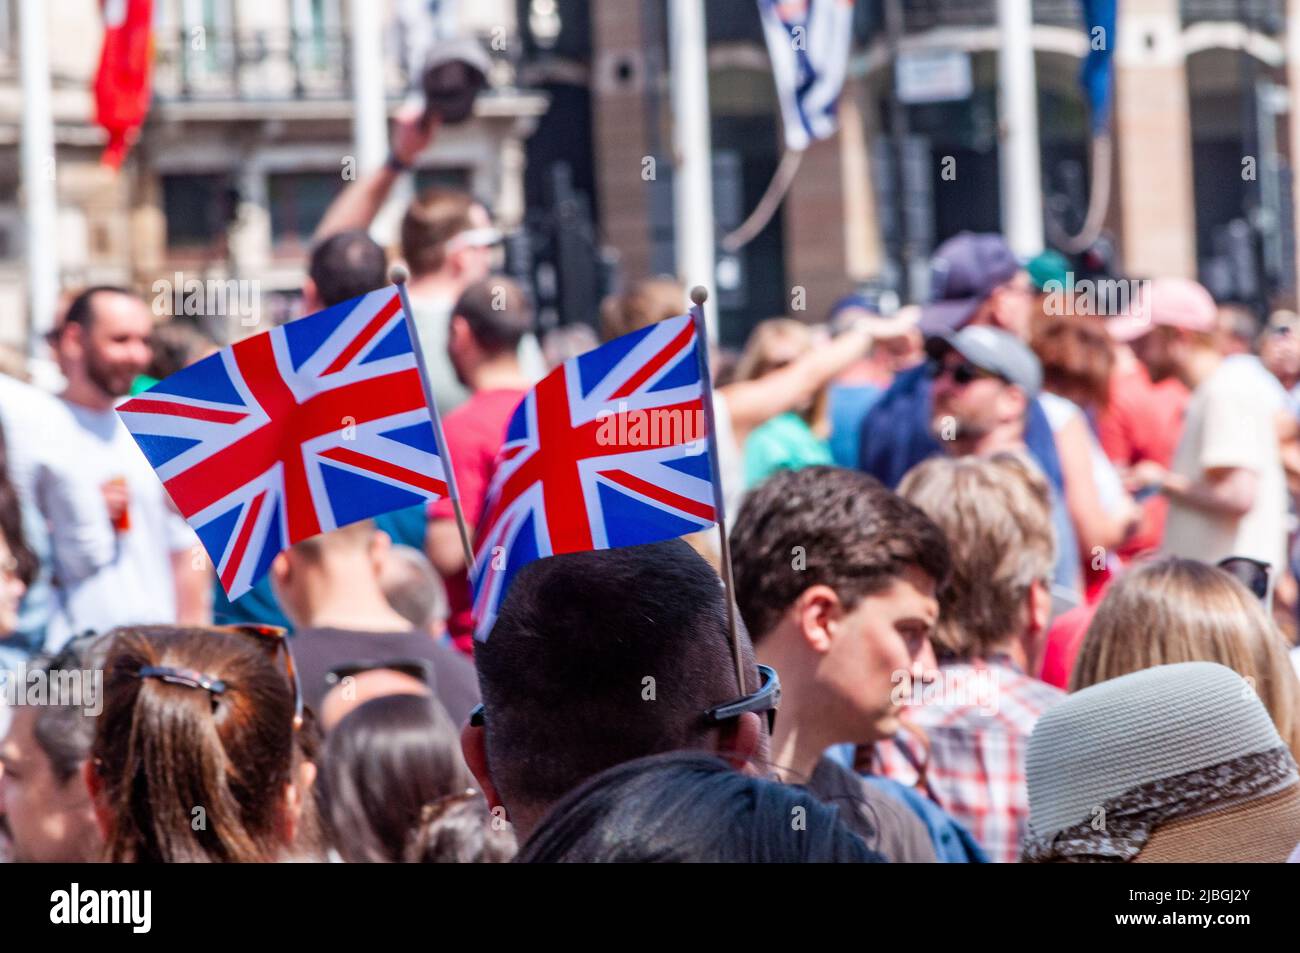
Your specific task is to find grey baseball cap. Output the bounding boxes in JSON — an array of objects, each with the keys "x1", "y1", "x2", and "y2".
[{"x1": 925, "y1": 324, "x2": 1042, "y2": 398}]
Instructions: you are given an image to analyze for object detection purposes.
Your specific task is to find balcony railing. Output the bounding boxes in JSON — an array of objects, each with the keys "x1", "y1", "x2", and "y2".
[
  {"x1": 152, "y1": 28, "x2": 395, "y2": 103},
  {"x1": 852, "y1": 0, "x2": 1087, "y2": 38},
  {"x1": 1182, "y1": 0, "x2": 1285, "y2": 34},
  {"x1": 853, "y1": 0, "x2": 1283, "y2": 40}
]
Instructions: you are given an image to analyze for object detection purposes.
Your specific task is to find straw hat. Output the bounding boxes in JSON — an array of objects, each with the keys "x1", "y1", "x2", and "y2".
[{"x1": 1022, "y1": 661, "x2": 1300, "y2": 862}]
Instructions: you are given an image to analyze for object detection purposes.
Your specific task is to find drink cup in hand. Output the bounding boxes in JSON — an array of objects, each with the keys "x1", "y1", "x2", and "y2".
[{"x1": 104, "y1": 476, "x2": 131, "y2": 533}]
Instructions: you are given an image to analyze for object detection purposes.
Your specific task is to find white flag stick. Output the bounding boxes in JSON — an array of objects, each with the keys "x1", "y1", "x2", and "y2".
[
  {"x1": 689, "y1": 285, "x2": 746, "y2": 696},
  {"x1": 390, "y1": 265, "x2": 477, "y2": 576}
]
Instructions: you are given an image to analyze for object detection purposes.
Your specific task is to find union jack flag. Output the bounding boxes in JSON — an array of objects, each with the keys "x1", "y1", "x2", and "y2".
[
  {"x1": 118, "y1": 287, "x2": 450, "y2": 599},
  {"x1": 470, "y1": 311, "x2": 719, "y2": 642}
]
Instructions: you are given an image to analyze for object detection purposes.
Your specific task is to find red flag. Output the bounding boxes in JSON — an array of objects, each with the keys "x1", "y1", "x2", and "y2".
[{"x1": 93, "y1": 0, "x2": 154, "y2": 170}]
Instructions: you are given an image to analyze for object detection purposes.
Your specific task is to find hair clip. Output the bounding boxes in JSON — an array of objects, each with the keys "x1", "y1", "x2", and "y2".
[
  {"x1": 418, "y1": 789, "x2": 481, "y2": 824},
  {"x1": 137, "y1": 665, "x2": 227, "y2": 696}
]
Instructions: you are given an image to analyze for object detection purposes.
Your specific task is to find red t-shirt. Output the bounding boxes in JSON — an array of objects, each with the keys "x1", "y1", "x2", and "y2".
[
  {"x1": 1095, "y1": 364, "x2": 1189, "y2": 559},
  {"x1": 429, "y1": 388, "x2": 526, "y2": 654}
]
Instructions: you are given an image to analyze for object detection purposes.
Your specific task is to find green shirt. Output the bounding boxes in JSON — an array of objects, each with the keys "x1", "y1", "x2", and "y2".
[{"x1": 743, "y1": 412, "x2": 833, "y2": 488}]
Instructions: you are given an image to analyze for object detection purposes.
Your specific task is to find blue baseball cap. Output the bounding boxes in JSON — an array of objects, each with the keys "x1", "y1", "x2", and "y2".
[{"x1": 920, "y1": 232, "x2": 1022, "y2": 336}]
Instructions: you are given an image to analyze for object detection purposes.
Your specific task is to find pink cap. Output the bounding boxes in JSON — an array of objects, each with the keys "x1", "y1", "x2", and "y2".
[{"x1": 1106, "y1": 278, "x2": 1217, "y2": 343}]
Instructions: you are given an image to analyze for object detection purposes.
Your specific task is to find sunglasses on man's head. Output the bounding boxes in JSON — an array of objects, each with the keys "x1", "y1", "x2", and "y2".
[
  {"x1": 325, "y1": 657, "x2": 432, "y2": 689},
  {"x1": 213, "y1": 623, "x2": 303, "y2": 731},
  {"x1": 468, "y1": 663, "x2": 782, "y2": 736},
  {"x1": 704, "y1": 663, "x2": 781, "y2": 736},
  {"x1": 928, "y1": 358, "x2": 1001, "y2": 387},
  {"x1": 1217, "y1": 556, "x2": 1275, "y2": 613}
]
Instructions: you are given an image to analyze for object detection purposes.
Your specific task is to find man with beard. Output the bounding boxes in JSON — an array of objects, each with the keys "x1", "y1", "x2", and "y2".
[
  {"x1": 926, "y1": 325, "x2": 1043, "y2": 459},
  {"x1": 923, "y1": 325, "x2": 1077, "y2": 596},
  {"x1": 45, "y1": 287, "x2": 204, "y2": 644}
]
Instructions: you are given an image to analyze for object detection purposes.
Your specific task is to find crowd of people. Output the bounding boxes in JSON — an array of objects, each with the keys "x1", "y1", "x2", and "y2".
[{"x1": 5, "y1": 107, "x2": 1300, "y2": 864}]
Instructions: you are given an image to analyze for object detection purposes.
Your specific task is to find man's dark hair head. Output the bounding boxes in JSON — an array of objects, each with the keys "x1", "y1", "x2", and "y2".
[
  {"x1": 309, "y1": 231, "x2": 388, "y2": 307},
  {"x1": 30, "y1": 632, "x2": 115, "y2": 784},
  {"x1": 730, "y1": 466, "x2": 952, "y2": 644},
  {"x1": 452, "y1": 276, "x2": 532, "y2": 354},
  {"x1": 474, "y1": 540, "x2": 750, "y2": 813},
  {"x1": 59, "y1": 285, "x2": 135, "y2": 338}
]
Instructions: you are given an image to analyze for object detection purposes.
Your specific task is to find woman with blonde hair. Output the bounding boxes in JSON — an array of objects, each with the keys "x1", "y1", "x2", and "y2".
[
  {"x1": 734, "y1": 318, "x2": 835, "y2": 487},
  {"x1": 1072, "y1": 556, "x2": 1300, "y2": 758}
]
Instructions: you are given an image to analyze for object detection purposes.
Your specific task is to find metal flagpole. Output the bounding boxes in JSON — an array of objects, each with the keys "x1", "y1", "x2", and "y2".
[
  {"x1": 18, "y1": 0, "x2": 58, "y2": 358},
  {"x1": 688, "y1": 286, "x2": 745, "y2": 695},
  {"x1": 668, "y1": 0, "x2": 719, "y2": 345},
  {"x1": 390, "y1": 265, "x2": 477, "y2": 576}
]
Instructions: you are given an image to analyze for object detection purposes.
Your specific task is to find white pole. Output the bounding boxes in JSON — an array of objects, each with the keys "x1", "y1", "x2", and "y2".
[
  {"x1": 996, "y1": 0, "x2": 1045, "y2": 256},
  {"x1": 349, "y1": 0, "x2": 388, "y2": 176},
  {"x1": 18, "y1": 0, "x2": 58, "y2": 354},
  {"x1": 668, "y1": 0, "x2": 718, "y2": 343}
]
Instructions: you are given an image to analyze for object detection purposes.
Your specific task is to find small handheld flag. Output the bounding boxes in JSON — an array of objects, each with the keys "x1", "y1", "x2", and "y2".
[
  {"x1": 470, "y1": 309, "x2": 718, "y2": 642},
  {"x1": 118, "y1": 286, "x2": 451, "y2": 600}
]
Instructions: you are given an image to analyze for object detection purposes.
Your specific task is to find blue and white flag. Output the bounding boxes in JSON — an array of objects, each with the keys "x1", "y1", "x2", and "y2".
[
  {"x1": 1080, "y1": 0, "x2": 1116, "y2": 134},
  {"x1": 758, "y1": 0, "x2": 855, "y2": 152}
]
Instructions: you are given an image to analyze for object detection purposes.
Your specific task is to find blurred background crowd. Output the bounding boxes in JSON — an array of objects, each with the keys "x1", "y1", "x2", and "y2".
[{"x1": 4, "y1": 0, "x2": 1300, "y2": 865}]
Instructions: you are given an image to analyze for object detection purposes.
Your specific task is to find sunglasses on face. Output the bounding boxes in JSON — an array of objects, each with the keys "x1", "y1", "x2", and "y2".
[
  {"x1": 928, "y1": 358, "x2": 1001, "y2": 387},
  {"x1": 445, "y1": 227, "x2": 503, "y2": 253},
  {"x1": 468, "y1": 664, "x2": 782, "y2": 737}
]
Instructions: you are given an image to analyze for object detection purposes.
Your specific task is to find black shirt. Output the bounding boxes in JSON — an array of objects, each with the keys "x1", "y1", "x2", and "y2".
[
  {"x1": 805, "y1": 756, "x2": 937, "y2": 863},
  {"x1": 292, "y1": 626, "x2": 480, "y2": 726}
]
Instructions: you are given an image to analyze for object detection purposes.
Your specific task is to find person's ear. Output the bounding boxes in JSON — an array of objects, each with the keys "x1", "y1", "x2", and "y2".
[
  {"x1": 369, "y1": 528, "x2": 392, "y2": 575},
  {"x1": 1022, "y1": 578, "x2": 1052, "y2": 674},
  {"x1": 269, "y1": 552, "x2": 292, "y2": 592},
  {"x1": 794, "y1": 585, "x2": 842, "y2": 654},
  {"x1": 63, "y1": 322, "x2": 85, "y2": 360},
  {"x1": 1001, "y1": 384, "x2": 1029, "y2": 423},
  {"x1": 280, "y1": 759, "x2": 316, "y2": 847},
  {"x1": 83, "y1": 759, "x2": 113, "y2": 842},
  {"x1": 712, "y1": 711, "x2": 763, "y2": 773},
  {"x1": 460, "y1": 722, "x2": 504, "y2": 817},
  {"x1": 448, "y1": 314, "x2": 472, "y2": 352},
  {"x1": 301, "y1": 278, "x2": 321, "y2": 315}
]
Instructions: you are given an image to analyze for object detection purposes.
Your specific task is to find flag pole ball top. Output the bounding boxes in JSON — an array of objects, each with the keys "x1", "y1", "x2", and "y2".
[
  {"x1": 690, "y1": 286, "x2": 709, "y2": 307},
  {"x1": 389, "y1": 264, "x2": 411, "y2": 285}
]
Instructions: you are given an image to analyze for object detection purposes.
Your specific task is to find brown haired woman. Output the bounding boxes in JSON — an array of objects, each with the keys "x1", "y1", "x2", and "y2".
[{"x1": 87, "y1": 625, "x2": 322, "y2": 862}]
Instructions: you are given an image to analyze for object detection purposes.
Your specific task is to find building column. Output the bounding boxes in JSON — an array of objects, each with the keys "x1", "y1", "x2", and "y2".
[
  {"x1": 590, "y1": 0, "x2": 656, "y2": 284},
  {"x1": 1286, "y1": 0, "x2": 1300, "y2": 302},
  {"x1": 1112, "y1": 0, "x2": 1198, "y2": 277},
  {"x1": 840, "y1": 74, "x2": 885, "y2": 284},
  {"x1": 783, "y1": 131, "x2": 851, "y2": 318}
]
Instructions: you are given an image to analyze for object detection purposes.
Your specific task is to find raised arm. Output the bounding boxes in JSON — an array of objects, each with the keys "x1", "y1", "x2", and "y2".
[
  {"x1": 313, "y1": 105, "x2": 440, "y2": 242},
  {"x1": 720, "y1": 311, "x2": 919, "y2": 441}
]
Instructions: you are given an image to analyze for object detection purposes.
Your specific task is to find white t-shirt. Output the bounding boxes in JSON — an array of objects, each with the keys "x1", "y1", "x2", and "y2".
[
  {"x1": 1162, "y1": 359, "x2": 1288, "y2": 571},
  {"x1": 409, "y1": 294, "x2": 547, "y2": 418},
  {"x1": 45, "y1": 399, "x2": 198, "y2": 648},
  {"x1": 0, "y1": 374, "x2": 117, "y2": 644}
]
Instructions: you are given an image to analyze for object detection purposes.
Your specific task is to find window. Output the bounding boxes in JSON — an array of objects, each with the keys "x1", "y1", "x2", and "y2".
[
  {"x1": 180, "y1": 0, "x2": 235, "y2": 79},
  {"x1": 292, "y1": 0, "x2": 341, "y2": 73},
  {"x1": 269, "y1": 172, "x2": 345, "y2": 249},
  {"x1": 0, "y1": 0, "x2": 14, "y2": 62},
  {"x1": 162, "y1": 173, "x2": 232, "y2": 249},
  {"x1": 413, "y1": 167, "x2": 473, "y2": 193}
]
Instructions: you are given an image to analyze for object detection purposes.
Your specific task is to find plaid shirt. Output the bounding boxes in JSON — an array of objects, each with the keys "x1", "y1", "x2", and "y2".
[{"x1": 870, "y1": 657, "x2": 1065, "y2": 863}]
